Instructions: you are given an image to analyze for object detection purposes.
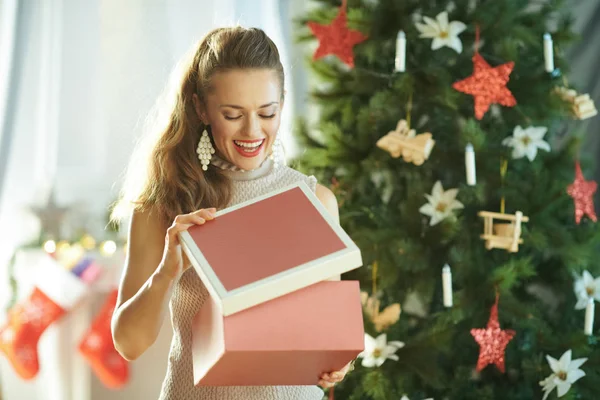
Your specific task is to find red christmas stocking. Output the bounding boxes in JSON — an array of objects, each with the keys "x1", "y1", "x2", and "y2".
[
  {"x1": 0, "y1": 252, "x2": 88, "y2": 379},
  {"x1": 78, "y1": 289, "x2": 129, "y2": 389}
]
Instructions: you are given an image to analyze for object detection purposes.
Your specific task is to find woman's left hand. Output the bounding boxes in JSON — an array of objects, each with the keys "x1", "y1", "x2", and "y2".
[{"x1": 318, "y1": 361, "x2": 353, "y2": 389}]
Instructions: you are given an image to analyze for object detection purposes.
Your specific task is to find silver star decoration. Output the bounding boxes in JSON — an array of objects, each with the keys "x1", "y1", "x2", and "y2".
[{"x1": 29, "y1": 188, "x2": 69, "y2": 240}]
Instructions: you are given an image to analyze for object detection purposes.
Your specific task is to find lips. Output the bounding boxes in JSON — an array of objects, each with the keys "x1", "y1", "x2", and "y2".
[{"x1": 233, "y1": 139, "x2": 265, "y2": 157}]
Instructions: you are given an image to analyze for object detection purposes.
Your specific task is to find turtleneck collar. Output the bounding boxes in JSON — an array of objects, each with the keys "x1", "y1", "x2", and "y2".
[{"x1": 210, "y1": 154, "x2": 274, "y2": 181}]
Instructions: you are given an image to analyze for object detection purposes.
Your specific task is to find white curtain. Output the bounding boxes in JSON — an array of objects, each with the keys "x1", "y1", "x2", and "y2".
[{"x1": 0, "y1": 1, "x2": 311, "y2": 399}]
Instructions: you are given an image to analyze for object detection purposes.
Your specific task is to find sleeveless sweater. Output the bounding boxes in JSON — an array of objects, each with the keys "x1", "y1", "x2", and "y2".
[{"x1": 158, "y1": 156, "x2": 325, "y2": 400}]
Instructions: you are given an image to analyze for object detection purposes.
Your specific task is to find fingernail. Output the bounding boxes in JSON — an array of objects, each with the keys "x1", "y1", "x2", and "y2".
[{"x1": 332, "y1": 373, "x2": 341, "y2": 379}]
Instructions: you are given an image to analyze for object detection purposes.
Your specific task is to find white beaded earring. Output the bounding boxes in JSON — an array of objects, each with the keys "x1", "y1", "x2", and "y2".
[
  {"x1": 270, "y1": 135, "x2": 285, "y2": 168},
  {"x1": 197, "y1": 129, "x2": 215, "y2": 171}
]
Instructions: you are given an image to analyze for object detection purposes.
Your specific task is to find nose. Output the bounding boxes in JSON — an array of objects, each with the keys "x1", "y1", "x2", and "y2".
[{"x1": 243, "y1": 114, "x2": 262, "y2": 137}]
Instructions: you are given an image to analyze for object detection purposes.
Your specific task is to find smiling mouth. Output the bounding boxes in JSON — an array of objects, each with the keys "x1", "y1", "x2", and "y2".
[{"x1": 233, "y1": 139, "x2": 265, "y2": 152}]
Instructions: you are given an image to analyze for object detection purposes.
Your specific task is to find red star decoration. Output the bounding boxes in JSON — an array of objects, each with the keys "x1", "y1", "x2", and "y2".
[
  {"x1": 307, "y1": 1, "x2": 367, "y2": 68},
  {"x1": 453, "y1": 53, "x2": 517, "y2": 120},
  {"x1": 567, "y1": 161, "x2": 597, "y2": 224},
  {"x1": 470, "y1": 294, "x2": 515, "y2": 373}
]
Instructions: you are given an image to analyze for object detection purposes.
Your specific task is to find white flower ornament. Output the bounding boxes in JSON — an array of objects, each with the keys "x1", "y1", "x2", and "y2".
[
  {"x1": 419, "y1": 181, "x2": 464, "y2": 226},
  {"x1": 415, "y1": 11, "x2": 466, "y2": 53}
]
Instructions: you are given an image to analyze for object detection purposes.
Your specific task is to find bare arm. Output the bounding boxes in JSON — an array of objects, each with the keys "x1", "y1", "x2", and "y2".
[
  {"x1": 111, "y1": 209, "x2": 173, "y2": 361},
  {"x1": 316, "y1": 183, "x2": 342, "y2": 282},
  {"x1": 111, "y1": 207, "x2": 215, "y2": 360}
]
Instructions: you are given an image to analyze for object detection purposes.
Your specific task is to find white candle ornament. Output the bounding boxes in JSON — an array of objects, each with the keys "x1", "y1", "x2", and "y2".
[
  {"x1": 465, "y1": 143, "x2": 476, "y2": 186},
  {"x1": 442, "y1": 264, "x2": 453, "y2": 307},
  {"x1": 584, "y1": 298, "x2": 595, "y2": 335},
  {"x1": 543, "y1": 33, "x2": 554, "y2": 73},
  {"x1": 395, "y1": 30, "x2": 406, "y2": 72}
]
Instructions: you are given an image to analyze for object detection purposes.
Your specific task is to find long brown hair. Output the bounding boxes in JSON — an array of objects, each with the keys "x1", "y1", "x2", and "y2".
[{"x1": 111, "y1": 27, "x2": 285, "y2": 226}]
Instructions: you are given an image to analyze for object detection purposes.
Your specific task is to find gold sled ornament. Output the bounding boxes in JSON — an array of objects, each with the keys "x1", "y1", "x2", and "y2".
[
  {"x1": 478, "y1": 211, "x2": 529, "y2": 253},
  {"x1": 555, "y1": 87, "x2": 598, "y2": 120},
  {"x1": 376, "y1": 119, "x2": 435, "y2": 165}
]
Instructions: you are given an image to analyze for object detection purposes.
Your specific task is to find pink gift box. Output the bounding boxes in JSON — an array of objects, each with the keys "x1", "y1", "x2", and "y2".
[
  {"x1": 179, "y1": 181, "x2": 363, "y2": 316},
  {"x1": 192, "y1": 280, "x2": 364, "y2": 386}
]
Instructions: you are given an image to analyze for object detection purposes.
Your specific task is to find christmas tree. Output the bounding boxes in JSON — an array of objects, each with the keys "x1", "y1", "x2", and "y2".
[{"x1": 294, "y1": 1, "x2": 600, "y2": 399}]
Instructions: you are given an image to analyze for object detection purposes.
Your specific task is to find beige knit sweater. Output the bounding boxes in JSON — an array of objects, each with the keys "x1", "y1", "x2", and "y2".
[{"x1": 158, "y1": 156, "x2": 325, "y2": 400}]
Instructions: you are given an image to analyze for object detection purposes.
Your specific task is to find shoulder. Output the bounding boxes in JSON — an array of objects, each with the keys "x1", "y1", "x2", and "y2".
[
  {"x1": 274, "y1": 165, "x2": 318, "y2": 191},
  {"x1": 273, "y1": 166, "x2": 338, "y2": 221},
  {"x1": 315, "y1": 184, "x2": 339, "y2": 223},
  {"x1": 315, "y1": 184, "x2": 337, "y2": 209}
]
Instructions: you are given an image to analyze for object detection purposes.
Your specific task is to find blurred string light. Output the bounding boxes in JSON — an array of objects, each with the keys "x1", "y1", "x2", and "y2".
[{"x1": 42, "y1": 236, "x2": 121, "y2": 258}]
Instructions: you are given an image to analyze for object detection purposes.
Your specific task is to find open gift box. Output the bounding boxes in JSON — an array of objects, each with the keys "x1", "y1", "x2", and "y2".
[{"x1": 178, "y1": 181, "x2": 365, "y2": 386}]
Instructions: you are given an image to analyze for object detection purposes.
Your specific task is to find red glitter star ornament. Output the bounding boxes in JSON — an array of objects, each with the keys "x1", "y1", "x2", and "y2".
[
  {"x1": 470, "y1": 294, "x2": 515, "y2": 373},
  {"x1": 307, "y1": 0, "x2": 368, "y2": 68},
  {"x1": 452, "y1": 27, "x2": 516, "y2": 120},
  {"x1": 453, "y1": 53, "x2": 517, "y2": 120},
  {"x1": 567, "y1": 161, "x2": 598, "y2": 224}
]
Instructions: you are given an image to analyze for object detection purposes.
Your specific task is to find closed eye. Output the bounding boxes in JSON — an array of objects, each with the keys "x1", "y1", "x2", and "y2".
[
  {"x1": 224, "y1": 115, "x2": 242, "y2": 121},
  {"x1": 260, "y1": 114, "x2": 276, "y2": 119}
]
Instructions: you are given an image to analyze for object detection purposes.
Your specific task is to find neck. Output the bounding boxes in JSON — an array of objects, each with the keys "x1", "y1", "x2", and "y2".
[{"x1": 210, "y1": 154, "x2": 274, "y2": 181}]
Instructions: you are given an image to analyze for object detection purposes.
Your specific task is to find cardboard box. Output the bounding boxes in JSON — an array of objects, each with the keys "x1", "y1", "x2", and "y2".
[
  {"x1": 179, "y1": 181, "x2": 362, "y2": 316},
  {"x1": 192, "y1": 280, "x2": 364, "y2": 386}
]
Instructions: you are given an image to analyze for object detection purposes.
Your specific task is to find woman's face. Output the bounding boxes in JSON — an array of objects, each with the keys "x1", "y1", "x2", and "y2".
[{"x1": 195, "y1": 69, "x2": 283, "y2": 171}]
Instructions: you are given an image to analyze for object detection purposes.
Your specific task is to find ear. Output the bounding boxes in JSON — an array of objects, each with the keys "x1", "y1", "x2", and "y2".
[{"x1": 192, "y1": 93, "x2": 209, "y2": 125}]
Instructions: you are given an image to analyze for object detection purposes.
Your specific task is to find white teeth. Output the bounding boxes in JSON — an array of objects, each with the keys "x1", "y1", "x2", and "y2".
[{"x1": 234, "y1": 140, "x2": 264, "y2": 149}]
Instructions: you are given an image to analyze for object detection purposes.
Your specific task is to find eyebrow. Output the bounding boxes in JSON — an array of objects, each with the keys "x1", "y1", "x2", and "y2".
[{"x1": 219, "y1": 102, "x2": 279, "y2": 110}]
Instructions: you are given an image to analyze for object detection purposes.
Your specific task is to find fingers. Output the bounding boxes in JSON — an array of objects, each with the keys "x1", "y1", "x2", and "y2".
[
  {"x1": 318, "y1": 371, "x2": 344, "y2": 388},
  {"x1": 166, "y1": 208, "x2": 216, "y2": 249},
  {"x1": 194, "y1": 208, "x2": 217, "y2": 220},
  {"x1": 173, "y1": 208, "x2": 216, "y2": 225},
  {"x1": 318, "y1": 379, "x2": 335, "y2": 389},
  {"x1": 165, "y1": 222, "x2": 194, "y2": 249},
  {"x1": 321, "y1": 372, "x2": 343, "y2": 381}
]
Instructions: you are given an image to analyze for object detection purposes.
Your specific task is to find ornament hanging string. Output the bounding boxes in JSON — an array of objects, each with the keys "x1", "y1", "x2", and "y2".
[
  {"x1": 406, "y1": 90, "x2": 413, "y2": 128},
  {"x1": 372, "y1": 260, "x2": 379, "y2": 294},
  {"x1": 500, "y1": 158, "x2": 508, "y2": 214},
  {"x1": 475, "y1": 24, "x2": 480, "y2": 54}
]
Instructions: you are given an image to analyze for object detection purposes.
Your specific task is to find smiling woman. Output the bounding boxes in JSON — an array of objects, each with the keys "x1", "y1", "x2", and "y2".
[
  {"x1": 192, "y1": 69, "x2": 283, "y2": 171},
  {"x1": 108, "y1": 26, "x2": 347, "y2": 400}
]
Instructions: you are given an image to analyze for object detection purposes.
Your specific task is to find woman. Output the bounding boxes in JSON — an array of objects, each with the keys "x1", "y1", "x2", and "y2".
[{"x1": 110, "y1": 26, "x2": 352, "y2": 399}]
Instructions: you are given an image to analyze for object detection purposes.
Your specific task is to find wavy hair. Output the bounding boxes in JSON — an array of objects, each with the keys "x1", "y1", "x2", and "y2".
[{"x1": 111, "y1": 27, "x2": 285, "y2": 226}]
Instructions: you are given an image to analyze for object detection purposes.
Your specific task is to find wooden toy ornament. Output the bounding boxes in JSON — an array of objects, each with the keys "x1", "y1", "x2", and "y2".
[
  {"x1": 376, "y1": 119, "x2": 435, "y2": 165},
  {"x1": 478, "y1": 211, "x2": 529, "y2": 253}
]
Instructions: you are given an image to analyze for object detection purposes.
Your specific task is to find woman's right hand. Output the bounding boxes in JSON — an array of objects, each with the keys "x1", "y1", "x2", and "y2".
[{"x1": 158, "y1": 207, "x2": 217, "y2": 280}]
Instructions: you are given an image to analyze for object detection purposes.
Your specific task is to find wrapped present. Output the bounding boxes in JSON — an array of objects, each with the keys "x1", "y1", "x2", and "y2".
[
  {"x1": 179, "y1": 181, "x2": 363, "y2": 316},
  {"x1": 192, "y1": 280, "x2": 364, "y2": 386}
]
